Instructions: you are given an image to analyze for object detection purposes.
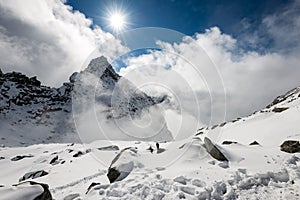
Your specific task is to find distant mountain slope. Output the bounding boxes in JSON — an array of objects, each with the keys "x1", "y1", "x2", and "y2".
[{"x1": 201, "y1": 86, "x2": 300, "y2": 147}]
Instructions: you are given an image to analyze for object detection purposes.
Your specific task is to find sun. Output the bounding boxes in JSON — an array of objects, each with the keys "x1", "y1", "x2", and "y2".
[
  {"x1": 109, "y1": 12, "x2": 126, "y2": 31},
  {"x1": 104, "y1": 2, "x2": 130, "y2": 33}
]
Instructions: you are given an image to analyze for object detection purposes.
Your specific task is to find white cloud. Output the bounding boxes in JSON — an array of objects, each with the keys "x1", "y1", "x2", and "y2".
[
  {"x1": 262, "y1": 0, "x2": 300, "y2": 54},
  {"x1": 0, "y1": 0, "x2": 129, "y2": 86},
  {"x1": 120, "y1": 25, "x2": 300, "y2": 124}
]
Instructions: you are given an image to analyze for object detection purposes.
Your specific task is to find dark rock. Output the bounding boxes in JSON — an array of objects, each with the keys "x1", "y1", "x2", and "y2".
[
  {"x1": 29, "y1": 76, "x2": 41, "y2": 86},
  {"x1": 219, "y1": 122, "x2": 226, "y2": 127},
  {"x1": 29, "y1": 181, "x2": 52, "y2": 200},
  {"x1": 97, "y1": 145, "x2": 119, "y2": 151},
  {"x1": 157, "y1": 148, "x2": 166, "y2": 154},
  {"x1": 0, "y1": 156, "x2": 5, "y2": 160},
  {"x1": 85, "y1": 182, "x2": 101, "y2": 194},
  {"x1": 73, "y1": 151, "x2": 83, "y2": 157},
  {"x1": 195, "y1": 131, "x2": 203, "y2": 136},
  {"x1": 272, "y1": 107, "x2": 289, "y2": 113},
  {"x1": 222, "y1": 141, "x2": 237, "y2": 145},
  {"x1": 69, "y1": 72, "x2": 78, "y2": 83},
  {"x1": 19, "y1": 170, "x2": 49, "y2": 182},
  {"x1": 49, "y1": 155, "x2": 58, "y2": 165},
  {"x1": 280, "y1": 140, "x2": 300, "y2": 153},
  {"x1": 249, "y1": 141, "x2": 260, "y2": 145},
  {"x1": 107, "y1": 148, "x2": 135, "y2": 183},
  {"x1": 204, "y1": 137, "x2": 228, "y2": 162},
  {"x1": 10, "y1": 181, "x2": 52, "y2": 200},
  {"x1": 107, "y1": 167, "x2": 121, "y2": 183},
  {"x1": 231, "y1": 118, "x2": 241, "y2": 123},
  {"x1": 11, "y1": 154, "x2": 34, "y2": 161},
  {"x1": 63, "y1": 193, "x2": 80, "y2": 200},
  {"x1": 67, "y1": 149, "x2": 74, "y2": 153},
  {"x1": 73, "y1": 149, "x2": 91, "y2": 157},
  {"x1": 211, "y1": 125, "x2": 218, "y2": 130}
]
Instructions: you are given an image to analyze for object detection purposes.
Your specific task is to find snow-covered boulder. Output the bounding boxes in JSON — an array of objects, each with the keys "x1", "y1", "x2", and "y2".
[
  {"x1": 0, "y1": 181, "x2": 52, "y2": 200},
  {"x1": 107, "y1": 147, "x2": 137, "y2": 183},
  {"x1": 19, "y1": 170, "x2": 49, "y2": 182},
  {"x1": 204, "y1": 137, "x2": 228, "y2": 161}
]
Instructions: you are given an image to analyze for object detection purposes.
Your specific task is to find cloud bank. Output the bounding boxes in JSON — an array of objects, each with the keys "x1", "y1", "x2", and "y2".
[{"x1": 120, "y1": 0, "x2": 300, "y2": 124}]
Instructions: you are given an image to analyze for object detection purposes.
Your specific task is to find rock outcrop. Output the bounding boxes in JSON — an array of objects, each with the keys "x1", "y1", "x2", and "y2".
[
  {"x1": 0, "y1": 181, "x2": 52, "y2": 200},
  {"x1": 19, "y1": 170, "x2": 49, "y2": 182},
  {"x1": 280, "y1": 140, "x2": 300, "y2": 153},
  {"x1": 204, "y1": 137, "x2": 228, "y2": 162}
]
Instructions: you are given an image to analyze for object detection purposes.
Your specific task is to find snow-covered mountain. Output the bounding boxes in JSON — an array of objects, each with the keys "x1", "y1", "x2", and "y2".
[
  {"x1": 0, "y1": 69, "x2": 75, "y2": 146},
  {"x1": 201, "y1": 86, "x2": 300, "y2": 147},
  {"x1": 0, "y1": 56, "x2": 172, "y2": 147},
  {"x1": 0, "y1": 60, "x2": 300, "y2": 199}
]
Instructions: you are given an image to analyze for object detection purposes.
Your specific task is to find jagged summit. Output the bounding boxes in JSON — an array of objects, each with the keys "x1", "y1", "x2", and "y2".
[
  {"x1": 266, "y1": 86, "x2": 300, "y2": 108},
  {"x1": 85, "y1": 56, "x2": 111, "y2": 75}
]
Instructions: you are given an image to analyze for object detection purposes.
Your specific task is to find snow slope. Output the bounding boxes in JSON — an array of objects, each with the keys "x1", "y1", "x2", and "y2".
[
  {"x1": 0, "y1": 62, "x2": 300, "y2": 199},
  {"x1": 0, "y1": 136, "x2": 299, "y2": 199}
]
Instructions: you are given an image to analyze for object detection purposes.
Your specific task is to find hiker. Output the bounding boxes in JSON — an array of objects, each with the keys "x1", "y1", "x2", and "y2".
[
  {"x1": 148, "y1": 146, "x2": 154, "y2": 153},
  {"x1": 156, "y1": 142, "x2": 159, "y2": 150}
]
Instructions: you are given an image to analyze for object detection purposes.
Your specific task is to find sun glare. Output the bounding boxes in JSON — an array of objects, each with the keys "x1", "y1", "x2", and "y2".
[
  {"x1": 104, "y1": 2, "x2": 130, "y2": 33},
  {"x1": 109, "y1": 12, "x2": 125, "y2": 31}
]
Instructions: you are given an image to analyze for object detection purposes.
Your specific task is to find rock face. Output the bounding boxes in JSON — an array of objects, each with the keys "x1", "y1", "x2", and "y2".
[
  {"x1": 266, "y1": 87, "x2": 300, "y2": 108},
  {"x1": 74, "y1": 56, "x2": 167, "y2": 118},
  {"x1": 280, "y1": 140, "x2": 300, "y2": 153},
  {"x1": 0, "y1": 71, "x2": 72, "y2": 109},
  {"x1": 0, "y1": 181, "x2": 52, "y2": 200},
  {"x1": 19, "y1": 170, "x2": 49, "y2": 182},
  {"x1": 204, "y1": 137, "x2": 228, "y2": 162}
]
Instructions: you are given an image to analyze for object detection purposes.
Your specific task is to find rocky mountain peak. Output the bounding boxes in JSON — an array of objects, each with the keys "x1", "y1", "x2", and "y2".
[
  {"x1": 84, "y1": 56, "x2": 118, "y2": 78},
  {"x1": 266, "y1": 86, "x2": 300, "y2": 108}
]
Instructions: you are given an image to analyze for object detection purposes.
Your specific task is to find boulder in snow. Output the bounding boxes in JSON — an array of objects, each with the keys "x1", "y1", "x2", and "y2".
[
  {"x1": 249, "y1": 141, "x2": 260, "y2": 145},
  {"x1": 0, "y1": 181, "x2": 52, "y2": 200},
  {"x1": 107, "y1": 147, "x2": 136, "y2": 183},
  {"x1": 97, "y1": 145, "x2": 119, "y2": 151},
  {"x1": 204, "y1": 137, "x2": 228, "y2": 162},
  {"x1": 11, "y1": 154, "x2": 34, "y2": 161},
  {"x1": 280, "y1": 140, "x2": 300, "y2": 153},
  {"x1": 272, "y1": 107, "x2": 288, "y2": 113},
  {"x1": 222, "y1": 141, "x2": 237, "y2": 145},
  {"x1": 19, "y1": 170, "x2": 49, "y2": 182}
]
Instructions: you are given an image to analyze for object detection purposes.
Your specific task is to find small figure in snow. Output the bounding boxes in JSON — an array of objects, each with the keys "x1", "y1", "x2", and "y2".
[
  {"x1": 156, "y1": 142, "x2": 159, "y2": 150},
  {"x1": 147, "y1": 146, "x2": 154, "y2": 153}
]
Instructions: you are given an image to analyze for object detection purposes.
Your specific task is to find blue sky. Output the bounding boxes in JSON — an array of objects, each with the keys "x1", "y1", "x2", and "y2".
[
  {"x1": 67, "y1": 0, "x2": 289, "y2": 40},
  {"x1": 66, "y1": 0, "x2": 294, "y2": 68}
]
